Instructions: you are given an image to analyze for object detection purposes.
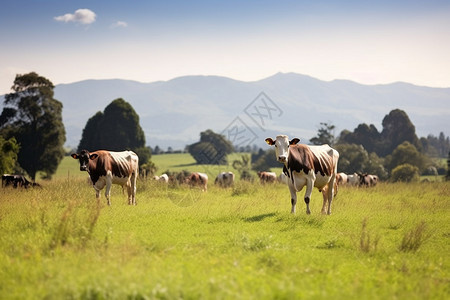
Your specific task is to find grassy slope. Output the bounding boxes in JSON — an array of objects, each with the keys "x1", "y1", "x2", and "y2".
[{"x1": 0, "y1": 154, "x2": 449, "y2": 299}]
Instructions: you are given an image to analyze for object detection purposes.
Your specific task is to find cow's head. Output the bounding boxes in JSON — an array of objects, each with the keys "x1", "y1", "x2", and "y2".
[
  {"x1": 265, "y1": 135, "x2": 300, "y2": 163},
  {"x1": 71, "y1": 150, "x2": 98, "y2": 172}
]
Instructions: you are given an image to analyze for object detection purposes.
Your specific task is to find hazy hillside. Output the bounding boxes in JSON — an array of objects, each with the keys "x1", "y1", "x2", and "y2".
[{"x1": 3, "y1": 73, "x2": 450, "y2": 150}]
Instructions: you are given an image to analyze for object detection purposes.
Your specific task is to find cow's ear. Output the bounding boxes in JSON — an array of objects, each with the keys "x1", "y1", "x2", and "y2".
[
  {"x1": 265, "y1": 138, "x2": 275, "y2": 145},
  {"x1": 290, "y1": 138, "x2": 300, "y2": 145},
  {"x1": 71, "y1": 153, "x2": 79, "y2": 159},
  {"x1": 89, "y1": 153, "x2": 99, "y2": 160}
]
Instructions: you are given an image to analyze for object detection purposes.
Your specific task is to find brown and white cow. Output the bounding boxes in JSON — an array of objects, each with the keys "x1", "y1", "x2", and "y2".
[
  {"x1": 187, "y1": 172, "x2": 208, "y2": 191},
  {"x1": 215, "y1": 171, "x2": 235, "y2": 188},
  {"x1": 358, "y1": 173, "x2": 378, "y2": 187},
  {"x1": 265, "y1": 135, "x2": 339, "y2": 215},
  {"x1": 71, "y1": 150, "x2": 139, "y2": 206},
  {"x1": 258, "y1": 171, "x2": 277, "y2": 184},
  {"x1": 336, "y1": 172, "x2": 348, "y2": 185}
]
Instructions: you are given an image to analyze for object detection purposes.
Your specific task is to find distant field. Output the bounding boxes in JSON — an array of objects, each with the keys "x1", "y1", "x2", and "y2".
[{"x1": 1, "y1": 153, "x2": 449, "y2": 299}]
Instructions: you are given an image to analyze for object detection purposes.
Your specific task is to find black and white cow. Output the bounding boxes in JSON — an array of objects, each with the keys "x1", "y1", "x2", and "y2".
[
  {"x1": 265, "y1": 135, "x2": 339, "y2": 215},
  {"x1": 215, "y1": 172, "x2": 235, "y2": 188},
  {"x1": 71, "y1": 150, "x2": 139, "y2": 206},
  {"x1": 1, "y1": 174, "x2": 40, "y2": 188}
]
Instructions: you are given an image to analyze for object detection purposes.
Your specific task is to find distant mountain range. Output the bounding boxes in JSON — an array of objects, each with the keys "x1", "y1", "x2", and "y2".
[{"x1": 2, "y1": 72, "x2": 450, "y2": 150}]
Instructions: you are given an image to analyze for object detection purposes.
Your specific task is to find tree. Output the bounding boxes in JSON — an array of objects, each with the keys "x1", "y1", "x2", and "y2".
[
  {"x1": 77, "y1": 112, "x2": 103, "y2": 152},
  {"x1": 380, "y1": 109, "x2": 421, "y2": 156},
  {"x1": 385, "y1": 141, "x2": 427, "y2": 174},
  {"x1": 0, "y1": 72, "x2": 65, "y2": 180},
  {"x1": 447, "y1": 151, "x2": 450, "y2": 181},
  {"x1": 251, "y1": 149, "x2": 280, "y2": 172},
  {"x1": 77, "y1": 98, "x2": 151, "y2": 167},
  {"x1": 332, "y1": 143, "x2": 387, "y2": 179},
  {"x1": 188, "y1": 129, "x2": 234, "y2": 165},
  {"x1": 391, "y1": 164, "x2": 419, "y2": 182},
  {"x1": 422, "y1": 132, "x2": 450, "y2": 158},
  {"x1": 232, "y1": 154, "x2": 254, "y2": 181},
  {"x1": 338, "y1": 123, "x2": 381, "y2": 154},
  {"x1": 0, "y1": 136, "x2": 20, "y2": 174},
  {"x1": 333, "y1": 143, "x2": 370, "y2": 174},
  {"x1": 310, "y1": 122, "x2": 335, "y2": 145}
]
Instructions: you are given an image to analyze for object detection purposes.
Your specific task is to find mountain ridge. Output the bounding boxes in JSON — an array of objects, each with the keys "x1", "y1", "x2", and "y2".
[{"x1": 2, "y1": 72, "x2": 449, "y2": 150}]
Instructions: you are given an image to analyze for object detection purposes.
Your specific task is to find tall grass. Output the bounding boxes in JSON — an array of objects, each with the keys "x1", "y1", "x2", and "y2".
[{"x1": 0, "y1": 159, "x2": 449, "y2": 299}]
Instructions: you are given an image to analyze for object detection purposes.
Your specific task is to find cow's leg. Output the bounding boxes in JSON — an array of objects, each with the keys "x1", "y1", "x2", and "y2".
[
  {"x1": 126, "y1": 180, "x2": 132, "y2": 205},
  {"x1": 326, "y1": 179, "x2": 334, "y2": 215},
  {"x1": 130, "y1": 171, "x2": 137, "y2": 205},
  {"x1": 288, "y1": 184, "x2": 297, "y2": 214},
  {"x1": 321, "y1": 187, "x2": 328, "y2": 214},
  {"x1": 105, "y1": 176, "x2": 112, "y2": 206},
  {"x1": 304, "y1": 179, "x2": 313, "y2": 215}
]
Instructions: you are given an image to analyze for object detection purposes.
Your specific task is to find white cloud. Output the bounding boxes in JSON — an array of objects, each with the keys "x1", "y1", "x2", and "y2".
[
  {"x1": 54, "y1": 9, "x2": 96, "y2": 25},
  {"x1": 111, "y1": 21, "x2": 128, "y2": 28}
]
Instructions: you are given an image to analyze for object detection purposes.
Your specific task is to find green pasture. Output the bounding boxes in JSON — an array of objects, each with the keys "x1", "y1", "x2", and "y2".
[{"x1": 1, "y1": 154, "x2": 449, "y2": 299}]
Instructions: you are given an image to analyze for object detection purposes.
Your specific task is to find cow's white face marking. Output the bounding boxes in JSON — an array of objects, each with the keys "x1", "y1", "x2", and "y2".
[{"x1": 274, "y1": 135, "x2": 290, "y2": 163}]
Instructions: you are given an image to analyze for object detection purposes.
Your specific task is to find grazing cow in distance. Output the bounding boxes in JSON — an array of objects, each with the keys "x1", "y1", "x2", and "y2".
[
  {"x1": 358, "y1": 173, "x2": 378, "y2": 187},
  {"x1": 158, "y1": 173, "x2": 169, "y2": 183},
  {"x1": 2, "y1": 174, "x2": 40, "y2": 188},
  {"x1": 215, "y1": 172, "x2": 235, "y2": 188},
  {"x1": 372, "y1": 175, "x2": 379, "y2": 186},
  {"x1": 347, "y1": 173, "x2": 359, "y2": 186},
  {"x1": 336, "y1": 172, "x2": 348, "y2": 185},
  {"x1": 154, "y1": 174, "x2": 169, "y2": 183},
  {"x1": 187, "y1": 172, "x2": 208, "y2": 191},
  {"x1": 258, "y1": 171, "x2": 277, "y2": 184},
  {"x1": 278, "y1": 172, "x2": 289, "y2": 184},
  {"x1": 265, "y1": 135, "x2": 339, "y2": 215},
  {"x1": 71, "y1": 150, "x2": 139, "y2": 206}
]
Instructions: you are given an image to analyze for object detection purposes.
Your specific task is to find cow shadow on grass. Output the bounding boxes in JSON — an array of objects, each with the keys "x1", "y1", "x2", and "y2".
[{"x1": 243, "y1": 213, "x2": 277, "y2": 223}]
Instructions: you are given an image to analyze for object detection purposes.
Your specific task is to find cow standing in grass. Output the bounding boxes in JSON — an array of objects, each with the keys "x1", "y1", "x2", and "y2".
[
  {"x1": 347, "y1": 173, "x2": 359, "y2": 186},
  {"x1": 358, "y1": 173, "x2": 378, "y2": 187},
  {"x1": 265, "y1": 135, "x2": 339, "y2": 214},
  {"x1": 258, "y1": 171, "x2": 277, "y2": 184},
  {"x1": 215, "y1": 172, "x2": 235, "y2": 188},
  {"x1": 187, "y1": 172, "x2": 208, "y2": 191},
  {"x1": 71, "y1": 150, "x2": 139, "y2": 206}
]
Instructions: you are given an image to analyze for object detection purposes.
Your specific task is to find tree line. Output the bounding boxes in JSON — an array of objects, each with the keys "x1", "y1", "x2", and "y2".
[
  {"x1": 252, "y1": 109, "x2": 449, "y2": 182},
  {"x1": 0, "y1": 72, "x2": 448, "y2": 182}
]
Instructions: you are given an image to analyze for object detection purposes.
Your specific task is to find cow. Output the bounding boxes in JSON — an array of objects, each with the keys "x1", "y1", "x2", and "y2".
[
  {"x1": 158, "y1": 173, "x2": 169, "y2": 183},
  {"x1": 278, "y1": 172, "x2": 289, "y2": 184},
  {"x1": 347, "y1": 173, "x2": 359, "y2": 186},
  {"x1": 71, "y1": 150, "x2": 139, "y2": 206},
  {"x1": 187, "y1": 172, "x2": 208, "y2": 191},
  {"x1": 153, "y1": 173, "x2": 169, "y2": 183},
  {"x1": 358, "y1": 173, "x2": 378, "y2": 187},
  {"x1": 2, "y1": 174, "x2": 40, "y2": 188},
  {"x1": 258, "y1": 171, "x2": 277, "y2": 184},
  {"x1": 215, "y1": 171, "x2": 235, "y2": 188},
  {"x1": 265, "y1": 135, "x2": 339, "y2": 215},
  {"x1": 336, "y1": 172, "x2": 348, "y2": 185}
]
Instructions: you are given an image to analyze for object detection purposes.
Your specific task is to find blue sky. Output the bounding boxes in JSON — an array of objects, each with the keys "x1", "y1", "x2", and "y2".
[{"x1": 1, "y1": 0, "x2": 449, "y2": 93}]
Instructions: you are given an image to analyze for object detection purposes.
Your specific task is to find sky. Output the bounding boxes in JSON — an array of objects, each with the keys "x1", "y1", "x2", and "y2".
[{"x1": 1, "y1": 0, "x2": 450, "y2": 94}]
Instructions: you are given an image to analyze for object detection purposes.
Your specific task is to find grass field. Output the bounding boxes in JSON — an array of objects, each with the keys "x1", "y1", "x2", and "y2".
[{"x1": 0, "y1": 154, "x2": 449, "y2": 299}]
